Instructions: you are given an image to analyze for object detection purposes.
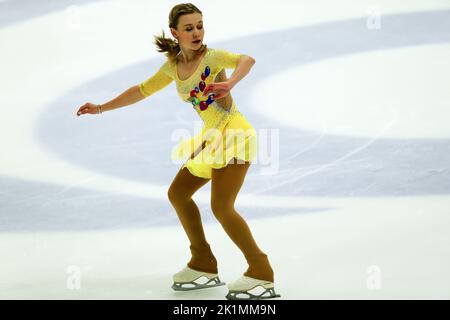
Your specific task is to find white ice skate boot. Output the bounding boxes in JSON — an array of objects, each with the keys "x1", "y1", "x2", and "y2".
[
  {"x1": 226, "y1": 275, "x2": 281, "y2": 300},
  {"x1": 171, "y1": 266, "x2": 225, "y2": 291}
]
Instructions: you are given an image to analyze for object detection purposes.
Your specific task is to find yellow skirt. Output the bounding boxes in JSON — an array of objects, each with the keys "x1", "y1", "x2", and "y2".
[{"x1": 171, "y1": 112, "x2": 257, "y2": 179}]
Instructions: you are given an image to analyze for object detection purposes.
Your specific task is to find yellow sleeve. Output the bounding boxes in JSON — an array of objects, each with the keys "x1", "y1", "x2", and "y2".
[
  {"x1": 139, "y1": 60, "x2": 174, "y2": 97},
  {"x1": 213, "y1": 48, "x2": 243, "y2": 69}
]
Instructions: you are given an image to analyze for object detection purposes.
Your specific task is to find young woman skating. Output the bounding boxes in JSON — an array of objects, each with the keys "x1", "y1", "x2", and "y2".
[{"x1": 76, "y1": 3, "x2": 279, "y2": 300}]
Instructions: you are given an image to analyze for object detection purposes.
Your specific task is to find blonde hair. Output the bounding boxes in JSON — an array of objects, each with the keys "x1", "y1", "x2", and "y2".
[{"x1": 153, "y1": 3, "x2": 207, "y2": 63}]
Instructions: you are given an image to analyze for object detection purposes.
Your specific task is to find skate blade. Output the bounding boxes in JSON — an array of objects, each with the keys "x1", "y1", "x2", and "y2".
[
  {"x1": 226, "y1": 288, "x2": 281, "y2": 300},
  {"x1": 172, "y1": 277, "x2": 226, "y2": 291}
]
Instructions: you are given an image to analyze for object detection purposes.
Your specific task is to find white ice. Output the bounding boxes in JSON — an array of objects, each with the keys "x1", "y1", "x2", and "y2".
[{"x1": 1, "y1": 0, "x2": 450, "y2": 299}]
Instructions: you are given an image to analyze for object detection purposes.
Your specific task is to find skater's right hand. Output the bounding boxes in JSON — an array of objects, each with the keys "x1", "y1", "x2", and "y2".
[{"x1": 76, "y1": 102, "x2": 99, "y2": 117}]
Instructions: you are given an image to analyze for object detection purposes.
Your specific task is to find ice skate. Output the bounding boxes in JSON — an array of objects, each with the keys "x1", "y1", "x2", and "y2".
[
  {"x1": 225, "y1": 275, "x2": 281, "y2": 300},
  {"x1": 171, "y1": 266, "x2": 226, "y2": 291}
]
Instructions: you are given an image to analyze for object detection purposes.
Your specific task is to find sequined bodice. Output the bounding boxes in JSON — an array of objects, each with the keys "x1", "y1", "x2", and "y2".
[
  {"x1": 173, "y1": 50, "x2": 239, "y2": 130},
  {"x1": 139, "y1": 47, "x2": 243, "y2": 131}
]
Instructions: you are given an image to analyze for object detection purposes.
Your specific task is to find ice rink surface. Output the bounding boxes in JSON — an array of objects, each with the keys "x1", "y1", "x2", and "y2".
[{"x1": 0, "y1": 0, "x2": 449, "y2": 299}]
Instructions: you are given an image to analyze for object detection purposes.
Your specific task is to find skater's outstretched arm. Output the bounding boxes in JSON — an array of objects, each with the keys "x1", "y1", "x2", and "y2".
[
  {"x1": 76, "y1": 85, "x2": 145, "y2": 116},
  {"x1": 76, "y1": 61, "x2": 173, "y2": 116}
]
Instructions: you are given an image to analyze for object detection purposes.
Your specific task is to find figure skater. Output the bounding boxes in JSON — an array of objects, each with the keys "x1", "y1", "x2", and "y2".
[{"x1": 76, "y1": 3, "x2": 279, "y2": 300}]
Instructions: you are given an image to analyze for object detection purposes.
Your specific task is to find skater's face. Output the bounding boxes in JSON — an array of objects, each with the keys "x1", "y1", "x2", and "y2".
[{"x1": 171, "y1": 13, "x2": 204, "y2": 51}]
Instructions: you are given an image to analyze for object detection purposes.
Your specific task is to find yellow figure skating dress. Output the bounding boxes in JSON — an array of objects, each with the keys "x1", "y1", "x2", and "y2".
[{"x1": 139, "y1": 47, "x2": 257, "y2": 179}]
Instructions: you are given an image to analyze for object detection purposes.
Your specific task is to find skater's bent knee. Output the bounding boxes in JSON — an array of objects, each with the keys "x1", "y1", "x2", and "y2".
[
  {"x1": 211, "y1": 199, "x2": 234, "y2": 219},
  {"x1": 167, "y1": 187, "x2": 187, "y2": 205}
]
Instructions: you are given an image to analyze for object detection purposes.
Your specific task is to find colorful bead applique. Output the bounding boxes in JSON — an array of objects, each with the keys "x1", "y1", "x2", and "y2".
[{"x1": 189, "y1": 66, "x2": 215, "y2": 111}]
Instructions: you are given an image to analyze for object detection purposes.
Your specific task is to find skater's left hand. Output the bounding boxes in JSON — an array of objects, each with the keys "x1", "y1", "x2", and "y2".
[{"x1": 202, "y1": 81, "x2": 232, "y2": 100}]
